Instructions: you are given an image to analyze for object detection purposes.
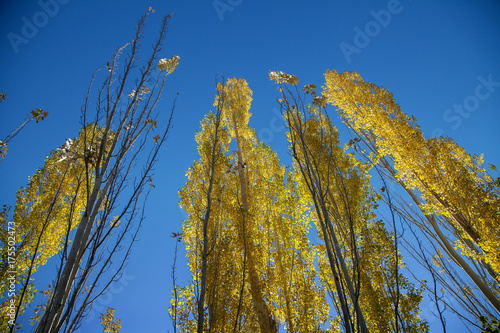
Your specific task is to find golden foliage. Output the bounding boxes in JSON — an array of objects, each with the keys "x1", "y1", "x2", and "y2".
[
  {"x1": 324, "y1": 69, "x2": 500, "y2": 278},
  {"x1": 178, "y1": 78, "x2": 330, "y2": 332},
  {"x1": 0, "y1": 124, "x2": 113, "y2": 329},
  {"x1": 100, "y1": 308, "x2": 122, "y2": 333}
]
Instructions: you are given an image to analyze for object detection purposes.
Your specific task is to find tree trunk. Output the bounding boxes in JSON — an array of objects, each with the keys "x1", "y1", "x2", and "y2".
[{"x1": 233, "y1": 124, "x2": 276, "y2": 333}]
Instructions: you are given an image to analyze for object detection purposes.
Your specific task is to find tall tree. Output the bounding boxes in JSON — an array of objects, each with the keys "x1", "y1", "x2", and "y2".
[
  {"x1": 0, "y1": 9, "x2": 178, "y2": 333},
  {"x1": 323, "y1": 69, "x2": 500, "y2": 325},
  {"x1": 0, "y1": 125, "x2": 103, "y2": 331},
  {"x1": 218, "y1": 77, "x2": 276, "y2": 333},
  {"x1": 270, "y1": 71, "x2": 428, "y2": 333},
  {"x1": 178, "y1": 77, "x2": 330, "y2": 332}
]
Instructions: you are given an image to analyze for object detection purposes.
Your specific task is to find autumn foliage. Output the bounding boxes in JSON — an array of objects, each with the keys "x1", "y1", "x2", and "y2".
[
  {"x1": 175, "y1": 71, "x2": 499, "y2": 332},
  {"x1": 1, "y1": 12, "x2": 498, "y2": 331}
]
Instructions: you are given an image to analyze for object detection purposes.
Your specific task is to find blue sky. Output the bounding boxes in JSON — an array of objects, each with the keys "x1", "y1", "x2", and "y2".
[{"x1": 1, "y1": 0, "x2": 499, "y2": 332}]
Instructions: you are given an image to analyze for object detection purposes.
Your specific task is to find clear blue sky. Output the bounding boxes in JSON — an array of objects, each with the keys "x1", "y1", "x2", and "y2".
[{"x1": 1, "y1": 0, "x2": 499, "y2": 332}]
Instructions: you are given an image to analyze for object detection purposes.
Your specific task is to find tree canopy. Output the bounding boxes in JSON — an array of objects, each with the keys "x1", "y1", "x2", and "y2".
[{"x1": 1, "y1": 9, "x2": 498, "y2": 333}]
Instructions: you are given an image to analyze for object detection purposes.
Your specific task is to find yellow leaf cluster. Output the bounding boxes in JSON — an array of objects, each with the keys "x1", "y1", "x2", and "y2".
[
  {"x1": 0, "y1": 124, "x2": 114, "y2": 327},
  {"x1": 178, "y1": 78, "x2": 331, "y2": 331},
  {"x1": 324, "y1": 69, "x2": 500, "y2": 278},
  {"x1": 100, "y1": 308, "x2": 122, "y2": 333}
]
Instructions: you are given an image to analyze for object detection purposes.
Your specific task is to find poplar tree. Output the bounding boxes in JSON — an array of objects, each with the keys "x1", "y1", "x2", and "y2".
[
  {"x1": 323, "y1": 69, "x2": 500, "y2": 325},
  {"x1": 178, "y1": 78, "x2": 330, "y2": 332},
  {"x1": 0, "y1": 9, "x2": 179, "y2": 333},
  {"x1": 0, "y1": 125, "x2": 106, "y2": 331},
  {"x1": 270, "y1": 71, "x2": 428, "y2": 333}
]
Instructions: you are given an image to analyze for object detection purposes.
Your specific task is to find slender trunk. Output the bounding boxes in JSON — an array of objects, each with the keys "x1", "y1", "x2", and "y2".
[
  {"x1": 321, "y1": 200, "x2": 369, "y2": 333},
  {"x1": 315, "y1": 202, "x2": 353, "y2": 333},
  {"x1": 10, "y1": 168, "x2": 70, "y2": 333},
  {"x1": 197, "y1": 116, "x2": 221, "y2": 333},
  {"x1": 276, "y1": 240, "x2": 294, "y2": 333},
  {"x1": 286, "y1": 109, "x2": 368, "y2": 332},
  {"x1": 232, "y1": 123, "x2": 275, "y2": 333},
  {"x1": 385, "y1": 165, "x2": 500, "y2": 314},
  {"x1": 37, "y1": 168, "x2": 113, "y2": 333},
  {"x1": 232, "y1": 222, "x2": 247, "y2": 333},
  {"x1": 36, "y1": 181, "x2": 99, "y2": 333},
  {"x1": 426, "y1": 208, "x2": 500, "y2": 313},
  {"x1": 197, "y1": 201, "x2": 210, "y2": 333}
]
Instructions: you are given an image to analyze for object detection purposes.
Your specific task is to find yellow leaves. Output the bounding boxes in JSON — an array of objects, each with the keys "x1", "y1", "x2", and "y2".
[
  {"x1": 273, "y1": 70, "x2": 428, "y2": 331},
  {"x1": 178, "y1": 77, "x2": 330, "y2": 331},
  {"x1": 29, "y1": 285, "x2": 53, "y2": 326},
  {"x1": 158, "y1": 55, "x2": 180, "y2": 73},
  {"x1": 128, "y1": 85, "x2": 151, "y2": 101},
  {"x1": 268, "y1": 71, "x2": 299, "y2": 85},
  {"x1": 169, "y1": 284, "x2": 196, "y2": 331},
  {"x1": 145, "y1": 118, "x2": 157, "y2": 129},
  {"x1": 0, "y1": 124, "x2": 115, "y2": 325},
  {"x1": 312, "y1": 95, "x2": 327, "y2": 108},
  {"x1": 100, "y1": 308, "x2": 122, "y2": 333},
  {"x1": 30, "y1": 108, "x2": 48, "y2": 123},
  {"x1": 110, "y1": 216, "x2": 121, "y2": 227},
  {"x1": 0, "y1": 141, "x2": 6, "y2": 160},
  {"x1": 216, "y1": 77, "x2": 253, "y2": 139},
  {"x1": 147, "y1": 175, "x2": 156, "y2": 189},
  {"x1": 152, "y1": 135, "x2": 160, "y2": 143},
  {"x1": 302, "y1": 84, "x2": 317, "y2": 95},
  {"x1": 324, "y1": 68, "x2": 500, "y2": 296}
]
